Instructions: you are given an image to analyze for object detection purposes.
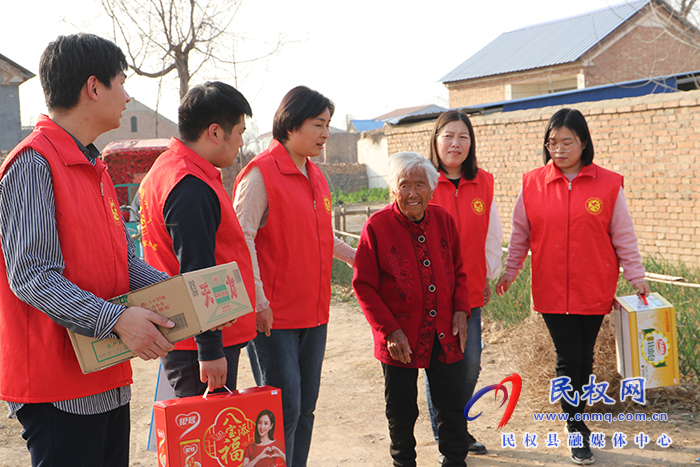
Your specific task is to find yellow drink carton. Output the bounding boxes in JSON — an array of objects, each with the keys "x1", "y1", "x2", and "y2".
[{"x1": 612, "y1": 293, "x2": 679, "y2": 388}]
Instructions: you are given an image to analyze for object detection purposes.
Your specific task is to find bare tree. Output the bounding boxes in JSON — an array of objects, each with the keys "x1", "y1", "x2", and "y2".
[
  {"x1": 672, "y1": 0, "x2": 699, "y2": 22},
  {"x1": 102, "y1": 0, "x2": 282, "y2": 99}
]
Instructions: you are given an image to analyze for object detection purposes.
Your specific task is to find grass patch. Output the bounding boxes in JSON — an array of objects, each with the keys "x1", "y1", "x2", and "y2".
[
  {"x1": 484, "y1": 256, "x2": 532, "y2": 329},
  {"x1": 331, "y1": 187, "x2": 390, "y2": 206},
  {"x1": 331, "y1": 234, "x2": 358, "y2": 305}
]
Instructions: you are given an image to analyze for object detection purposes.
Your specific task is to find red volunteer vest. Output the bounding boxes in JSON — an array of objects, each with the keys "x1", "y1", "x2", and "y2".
[
  {"x1": 234, "y1": 140, "x2": 334, "y2": 329},
  {"x1": 431, "y1": 169, "x2": 493, "y2": 308},
  {"x1": 0, "y1": 115, "x2": 132, "y2": 403},
  {"x1": 523, "y1": 162, "x2": 622, "y2": 314},
  {"x1": 139, "y1": 138, "x2": 256, "y2": 350}
]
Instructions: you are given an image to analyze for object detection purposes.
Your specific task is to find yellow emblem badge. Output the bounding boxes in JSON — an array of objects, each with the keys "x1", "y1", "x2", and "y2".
[
  {"x1": 585, "y1": 197, "x2": 603, "y2": 215},
  {"x1": 109, "y1": 198, "x2": 121, "y2": 225},
  {"x1": 324, "y1": 196, "x2": 331, "y2": 214},
  {"x1": 471, "y1": 198, "x2": 485, "y2": 215}
]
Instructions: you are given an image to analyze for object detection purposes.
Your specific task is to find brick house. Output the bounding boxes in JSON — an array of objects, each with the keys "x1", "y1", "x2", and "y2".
[
  {"x1": 442, "y1": 0, "x2": 700, "y2": 108},
  {"x1": 94, "y1": 98, "x2": 179, "y2": 151},
  {"x1": 0, "y1": 53, "x2": 34, "y2": 154}
]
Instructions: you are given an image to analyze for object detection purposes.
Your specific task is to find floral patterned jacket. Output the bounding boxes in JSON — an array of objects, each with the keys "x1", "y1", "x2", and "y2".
[{"x1": 352, "y1": 202, "x2": 470, "y2": 368}]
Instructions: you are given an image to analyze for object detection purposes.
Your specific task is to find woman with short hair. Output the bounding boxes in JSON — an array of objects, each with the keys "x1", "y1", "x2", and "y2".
[
  {"x1": 234, "y1": 86, "x2": 355, "y2": 467},
  {"x1": 353, "y1": 151, "x2": 471, "y2": 467}
]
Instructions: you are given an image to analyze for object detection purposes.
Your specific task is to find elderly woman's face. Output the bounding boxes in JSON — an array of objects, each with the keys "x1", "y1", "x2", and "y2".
[{"x1": 394, "y1": 168, "x2": 432, "y2": 222}]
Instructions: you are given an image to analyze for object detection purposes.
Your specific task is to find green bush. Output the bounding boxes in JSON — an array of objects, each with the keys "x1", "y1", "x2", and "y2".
[
  {"x1": 331, "y1": 234, "x2": 358, "y2": 304},
  {"x1": 331, "y1": 187, "x2": 390, "y2": 206},
  {"x1": 484, "y1": 256, "x2": 532, "y2": 329}
]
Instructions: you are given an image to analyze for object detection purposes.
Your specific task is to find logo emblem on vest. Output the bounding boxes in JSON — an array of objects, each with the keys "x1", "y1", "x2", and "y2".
[
  {"x1": 585, "y1": 197, "x2": 603, "y2": 215},
  {"x1": 109, "y1": 198, "x2": 122, "y2": 225},
  {"x1": 324, "y1": 196, "x2": 331, "y2": 214},
  {"x1": 471, "y1": 198, "x2": 485, "y2": 215}
]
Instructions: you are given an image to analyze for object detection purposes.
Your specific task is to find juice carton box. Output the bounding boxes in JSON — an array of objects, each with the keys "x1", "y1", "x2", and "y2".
[{"x1": 612, "y1": 292, "x2": 679, "y2": 388}]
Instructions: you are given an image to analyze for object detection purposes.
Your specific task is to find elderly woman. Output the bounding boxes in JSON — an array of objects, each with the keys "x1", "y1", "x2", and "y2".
[{"x1": 353, "y1": 152, "x2": 471, "y2": 467}]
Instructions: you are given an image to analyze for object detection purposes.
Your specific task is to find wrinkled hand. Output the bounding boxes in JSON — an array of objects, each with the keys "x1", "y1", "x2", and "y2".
[
  {"x1": 113, "y1": 306, "x2": 174, "y2": 360},
  {"x1": 483, "y1": 283, "x2": 492, "y2": 306},
  {"x1": 200, "y1": 357, "x2": 228, "y2": 391},
  {"x1": 495, "y1": 274, "x2": 515, "y2": 296},
  {"x1": 452, "y1": 311, "x2": 468, "y2": 352},
  {"x1": 633, "y1": 280, "x2": 651, "y2": 301},
  {"x1": 386, "y1": 329, "x2": 412, "y2": 364},
  {"x1": 256, "y1": 307, "x2": 273, "y2": 337}
]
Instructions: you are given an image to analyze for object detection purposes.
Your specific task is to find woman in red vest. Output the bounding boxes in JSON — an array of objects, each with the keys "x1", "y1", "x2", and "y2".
[
  {"x1": 424, "y1": 110, "x2": 503, "y2": 456},
  {"x1": 496, "y1": 108, "x2": 649, "y2": 466},
  {"x1": 233, "y1": 86, "x2": 355, "y2": 467}
]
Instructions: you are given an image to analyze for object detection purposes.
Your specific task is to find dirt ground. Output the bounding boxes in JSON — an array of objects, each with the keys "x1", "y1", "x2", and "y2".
[{"x1": 1, "y1": 302, "x2": 699, "y2": 466}]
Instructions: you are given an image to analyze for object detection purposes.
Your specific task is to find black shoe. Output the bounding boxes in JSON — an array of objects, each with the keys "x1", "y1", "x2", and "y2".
[
  {"x1": 570, "y1": 445, "x2": 595, "y2": 465},
  {"x1": 465, "y1": 429, "x2": 487, "y2": 455},
  {"x1": 468, "y1": 440, "x2": 487, "y2": 455}
]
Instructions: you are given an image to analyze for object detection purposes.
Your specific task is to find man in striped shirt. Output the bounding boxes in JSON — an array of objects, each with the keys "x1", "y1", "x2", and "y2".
[{"x1": 0, "y1": 34, "x2": 175, "y2": 467}]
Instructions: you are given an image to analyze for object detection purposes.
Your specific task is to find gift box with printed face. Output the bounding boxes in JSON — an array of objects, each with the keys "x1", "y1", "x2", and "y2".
[
  {"x1": 154, "y1": 385, "x2": 286, "y2": 467},
  {"x1": 613, "y1": 293, "x2": 679, "y2": 388}
]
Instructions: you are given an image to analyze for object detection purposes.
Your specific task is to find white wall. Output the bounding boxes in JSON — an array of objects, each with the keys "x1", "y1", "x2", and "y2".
[{"x1": 357, "y1": 134, "x2": 389, "y2": 189}]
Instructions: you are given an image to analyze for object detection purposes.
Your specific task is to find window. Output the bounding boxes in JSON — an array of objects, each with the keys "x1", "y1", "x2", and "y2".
[{"x1": 131, "y1": 116, "x2": 138, "y2": 133}]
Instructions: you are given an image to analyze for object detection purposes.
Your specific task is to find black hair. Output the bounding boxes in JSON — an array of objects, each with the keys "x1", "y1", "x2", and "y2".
[
  {"x1": 272, "y1": 86, "x2": 334, "y2": 143},
  {"x1": 429, "y1": 110, "x2": 478, "y2": 180},
  {"x1": 254, "y1": 409, "x2": 276, "y2": 443},
  {"x1": 178, "y1": 81, "x2": 252, "y2": 143},
  {"x1": 542, "y1": 108, "x2": 595, "y2": 166},
  {"x1": 39, "y1": 33, "x2": 128, "y2": 111}
]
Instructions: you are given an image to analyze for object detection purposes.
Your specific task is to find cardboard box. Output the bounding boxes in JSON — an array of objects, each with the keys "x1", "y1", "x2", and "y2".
[
  {"x1": 68, "y1": 261, "x2": 253, "y2": 374},
  {"x1": 154, "y1": 385, "x2": 285, "y2": 467},
  {"x1": 612, "y1": 292, "x2": 679, "y2": 388}
]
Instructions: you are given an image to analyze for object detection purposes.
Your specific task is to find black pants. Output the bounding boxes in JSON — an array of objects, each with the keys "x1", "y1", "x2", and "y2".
[
  {"x1": 16, "y1": 402, "x2": 130, "y2": 467},
  {"x1": 161, "y1": 342, "x2": 246, "y2": 397},
  {"x1": 542, "y1": 313, "x2": 605, "y2": 433},
  {"x1": 382, "y1": 339, "x2": 469, "y2": 467}
]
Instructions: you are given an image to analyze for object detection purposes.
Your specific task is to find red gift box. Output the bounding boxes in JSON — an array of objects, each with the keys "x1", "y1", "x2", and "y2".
[{"x1": 154, "y1": 386, "x2": 285, "y2": 467}]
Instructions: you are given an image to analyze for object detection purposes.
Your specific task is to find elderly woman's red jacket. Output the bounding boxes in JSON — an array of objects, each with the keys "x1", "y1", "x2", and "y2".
[{"x1": 353, "y1": 203, "x2": 470, "y2": 368}]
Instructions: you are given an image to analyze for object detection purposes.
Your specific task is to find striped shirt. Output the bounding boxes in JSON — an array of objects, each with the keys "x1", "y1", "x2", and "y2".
[{"x1": 0, "y1": 140, "x2": 168, "y2": 417}]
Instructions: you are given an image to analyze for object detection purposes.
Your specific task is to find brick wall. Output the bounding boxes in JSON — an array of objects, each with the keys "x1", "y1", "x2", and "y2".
[
  {"x1": 586, "y1": 22, "x2": 700, "y2": 87},
  {"x1": 386, "y1": 89, "x2": 700, "y2": 266}
]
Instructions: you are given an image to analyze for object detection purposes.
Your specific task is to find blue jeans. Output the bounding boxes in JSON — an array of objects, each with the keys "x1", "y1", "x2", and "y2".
[
  {"x1": 247, "y1": 324, "x2": 327, "y2": 467},
  {"x1": 425, "y1": 307, "x2": 482, "y2": 441}
]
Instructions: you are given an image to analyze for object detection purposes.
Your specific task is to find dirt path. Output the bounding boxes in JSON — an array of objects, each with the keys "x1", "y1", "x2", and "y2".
[{"x1": 1, "y1": 302, "x2": 698, "y2": 466}]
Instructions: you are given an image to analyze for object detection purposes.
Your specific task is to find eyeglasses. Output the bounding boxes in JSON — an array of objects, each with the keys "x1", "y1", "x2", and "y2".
[{"x1": 545, "y1": 141, "x2": 578, "y2": 153}]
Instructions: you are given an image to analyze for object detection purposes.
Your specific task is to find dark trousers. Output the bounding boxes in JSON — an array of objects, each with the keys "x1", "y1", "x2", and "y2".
[
  {"x1": 542, "y1": 313, "x2": 605, "y2": 433},
  {"x1": 382, "y1": 339, "x2": 469, "y2": 467},
  {"x1": 161, "y1": 343, "x2": 246, "y2": 397},
  {"x1": 16, "y1": 402, "x2": 130, "y2": 467}
]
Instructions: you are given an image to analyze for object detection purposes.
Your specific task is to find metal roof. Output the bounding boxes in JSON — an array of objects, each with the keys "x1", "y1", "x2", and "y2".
[
  {"x1": 440, "y1": 0, "x2": 649, "y2": 83},
  {"x1": 392, "y1": 70, "x2": 696, "y2": 126}
]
